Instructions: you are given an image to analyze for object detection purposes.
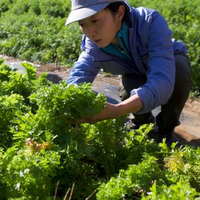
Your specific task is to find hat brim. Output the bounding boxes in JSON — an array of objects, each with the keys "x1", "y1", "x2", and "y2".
[{"x1": 65, "y1": 3, "x2": 110, "y2": 25}]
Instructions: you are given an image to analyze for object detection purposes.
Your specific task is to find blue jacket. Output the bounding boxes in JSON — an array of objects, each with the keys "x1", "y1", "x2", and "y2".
[{"x1": 67, "y1": 6, "x2": 187, "y2": 114}]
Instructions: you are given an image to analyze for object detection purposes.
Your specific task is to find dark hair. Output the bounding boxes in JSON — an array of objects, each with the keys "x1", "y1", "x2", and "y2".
[{"x1": 106, "y1": 2, "x2": 131, "y2": 26}]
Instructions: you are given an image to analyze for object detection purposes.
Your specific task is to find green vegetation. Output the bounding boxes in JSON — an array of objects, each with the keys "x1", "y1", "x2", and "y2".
[
  {"x1": 0, "y1": 0, "x2": 81, "y2": 66},
  {"x1": 0, "y1": 59, "x2": 200, "y2": 199},
  {"x1": 0, "y1": 1, "x2": 200, "y2": 197}
]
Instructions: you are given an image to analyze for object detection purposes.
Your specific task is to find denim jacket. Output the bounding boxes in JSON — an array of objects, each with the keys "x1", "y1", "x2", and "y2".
[{"x1": 67, "y1": 6, "x2": 187, "y2": 114}]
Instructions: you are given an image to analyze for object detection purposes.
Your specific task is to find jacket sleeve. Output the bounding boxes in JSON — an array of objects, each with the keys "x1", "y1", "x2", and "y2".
[
  {"x1": 67, "y1": 36, "x2": 101, "y2": 84},
  {"x1": 131, "y1": 9, "x2": 175, "y2": 114}
]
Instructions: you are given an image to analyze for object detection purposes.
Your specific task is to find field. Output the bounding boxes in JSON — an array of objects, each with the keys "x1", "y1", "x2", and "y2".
[
  {"x1": 0, "y1": 0, "x2": 200, "y2": 199},
  {"x1": 0, "y1": 0, "x2": 200, "y2": 93}
]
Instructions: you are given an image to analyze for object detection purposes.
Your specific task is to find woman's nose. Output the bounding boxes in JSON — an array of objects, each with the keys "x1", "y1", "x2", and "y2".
[{"x1": 87, "y1": 26, "x2": 96, "y2": 37}]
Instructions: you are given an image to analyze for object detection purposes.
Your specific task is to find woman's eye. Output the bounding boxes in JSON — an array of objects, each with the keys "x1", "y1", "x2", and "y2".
[
  {"x1": 79, "y1": 24, "x2": 84, "y2": 28},
  {"x1": 92, "y1": 19, "x2": 99, "y2": 23}
]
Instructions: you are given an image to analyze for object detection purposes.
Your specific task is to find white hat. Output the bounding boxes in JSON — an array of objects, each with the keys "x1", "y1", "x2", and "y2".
[{"x1": 66, "y1": 0, "x2": 125, "y2": 25}]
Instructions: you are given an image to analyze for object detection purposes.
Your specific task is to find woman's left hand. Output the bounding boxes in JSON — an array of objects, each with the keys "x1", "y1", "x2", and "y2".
[
  {"x1": 78, "y1": 102, "x2": 119, "y2": 124},
  {"x1": 78, "y1": 94, "x2": 143, "y2": 124}
]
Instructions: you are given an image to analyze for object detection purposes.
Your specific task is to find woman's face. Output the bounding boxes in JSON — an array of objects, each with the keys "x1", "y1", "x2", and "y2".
[{"x1": 78, "y1": 6, "x2": 124, "y2": 48}]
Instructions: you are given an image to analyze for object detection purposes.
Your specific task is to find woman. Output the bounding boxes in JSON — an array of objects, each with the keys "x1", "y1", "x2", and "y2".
[{"x1": 66, "y1": 0, "x2": 191, "y2": 142}]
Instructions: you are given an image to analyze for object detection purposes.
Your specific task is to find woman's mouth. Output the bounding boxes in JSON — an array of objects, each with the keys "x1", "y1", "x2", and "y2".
[{"x1": 94, "y1": 39, "x2": 101, "y2": 44}]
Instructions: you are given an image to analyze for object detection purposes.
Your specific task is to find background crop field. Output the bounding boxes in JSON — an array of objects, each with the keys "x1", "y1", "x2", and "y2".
[{"x1": 0, "y1": 0, "x2": 200, "y2": 94}]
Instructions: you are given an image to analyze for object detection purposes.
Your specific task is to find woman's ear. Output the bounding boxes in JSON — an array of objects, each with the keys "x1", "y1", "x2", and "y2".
[{"x1": 117, "y1": 5, "x2": 125, "y2": 21}]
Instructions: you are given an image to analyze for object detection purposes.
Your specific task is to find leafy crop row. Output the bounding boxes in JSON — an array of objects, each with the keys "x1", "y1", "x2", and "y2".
[
  {"x1": 0, "y1": 0, "x2": 81, "y2": 66},
  {"x1": 0, "y1": 59, "x2": 200, "y2": 199},
  {"x1": 0, "y1": 0, "x2": 200, "y2": 94}
]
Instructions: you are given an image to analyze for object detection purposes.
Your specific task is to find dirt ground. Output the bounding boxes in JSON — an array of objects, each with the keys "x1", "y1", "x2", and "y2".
[{"x1": 2, "y1": 56, "x2": 200, "y2": 147}]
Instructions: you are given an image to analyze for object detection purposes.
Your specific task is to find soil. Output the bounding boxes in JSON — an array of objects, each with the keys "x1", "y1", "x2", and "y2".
[{"x1": 2, "y1": 55, "x2": 200, "y2": 147}]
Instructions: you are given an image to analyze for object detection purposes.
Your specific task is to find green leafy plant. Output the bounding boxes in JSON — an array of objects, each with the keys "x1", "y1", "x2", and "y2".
[
  {"x1": 0, "y1": 94, "x2": 28, "y2": 149},
  {"x1": 142, "y1": 180, "x2": 199, "y2": 200},
  {"x1": 0, "y1": 61, "x2": 200, "y2": 199}
]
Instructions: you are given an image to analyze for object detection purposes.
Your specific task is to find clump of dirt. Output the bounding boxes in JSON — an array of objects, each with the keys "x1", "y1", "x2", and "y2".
[{"x1": 37, "y1": 63, "x2": 69, "y2": 72}]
